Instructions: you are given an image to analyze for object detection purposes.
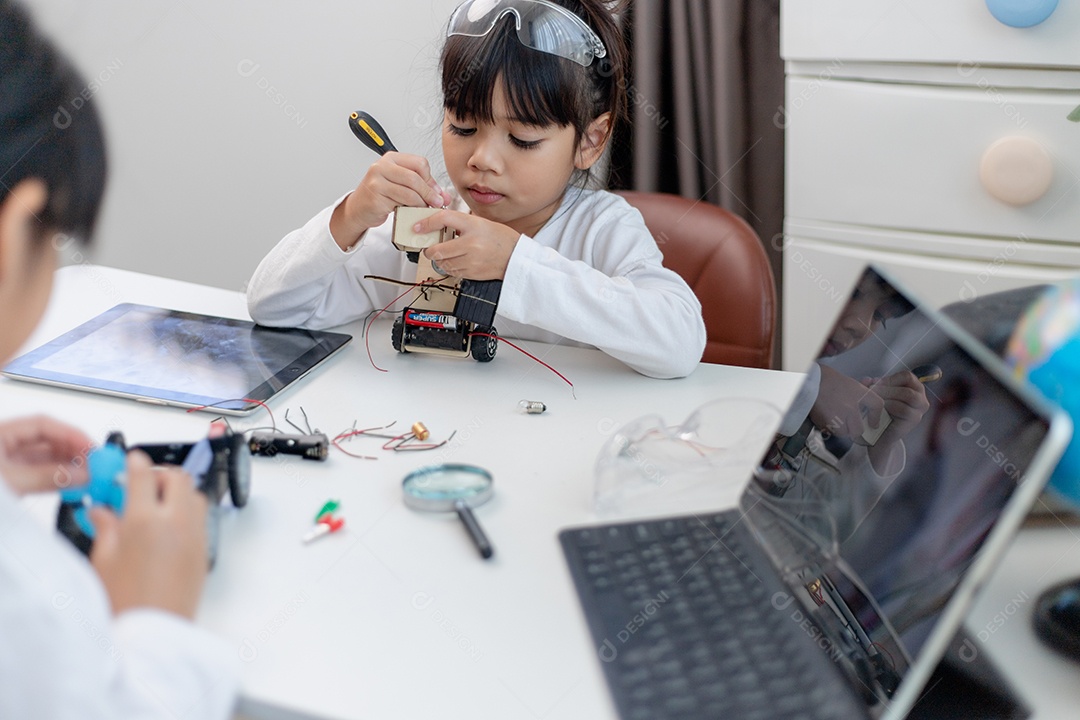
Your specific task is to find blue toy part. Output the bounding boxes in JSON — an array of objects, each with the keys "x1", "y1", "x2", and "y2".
[
  {"x1": 985, "y1": 0, "x2": 1059, "y2": 28},
  {"x1": 72, "y1": 506, "x2": 96, "y2": 539},
  {"x1": 67, "y1": 444, "x2": 127, "y2": 539},
  {"x1": 87, "y1": 444, "x2": 127, "y2": 511},
  {"x1": 58, "y1": 485, "x2": 85, "y2": 504}
]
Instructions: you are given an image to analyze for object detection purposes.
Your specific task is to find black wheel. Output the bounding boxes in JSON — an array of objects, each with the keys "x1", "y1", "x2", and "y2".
[
  {"x1": 391, "y1": 315, "x2": 407, "y2": 353},
  {"x1": 227, "y1": 433, "x2": 251, "y2": 508},
  {"x1": 471, "y1": 326, "x2": 498, "y2": 362}
]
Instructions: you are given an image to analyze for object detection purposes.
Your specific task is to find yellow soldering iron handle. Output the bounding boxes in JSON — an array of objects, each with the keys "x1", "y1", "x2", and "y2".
[{"x1": 349, "y1": 111, "x2": 398, "y2": 156}]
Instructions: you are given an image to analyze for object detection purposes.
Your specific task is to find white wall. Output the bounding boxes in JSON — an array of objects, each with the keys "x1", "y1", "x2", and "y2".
[{"x1": 19, "y1": 0, "x2": 463, "y2": 292}]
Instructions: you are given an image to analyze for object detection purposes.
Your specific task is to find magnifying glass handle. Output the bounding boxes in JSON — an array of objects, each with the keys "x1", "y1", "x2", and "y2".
[{"x1": 454, "y1": 500, "x2": 493, "y2": 559}]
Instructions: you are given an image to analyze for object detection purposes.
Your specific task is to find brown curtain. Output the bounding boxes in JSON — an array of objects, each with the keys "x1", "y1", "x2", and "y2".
[{"x1": 610, "y1": 0, "x2": 785, "y2": 364}]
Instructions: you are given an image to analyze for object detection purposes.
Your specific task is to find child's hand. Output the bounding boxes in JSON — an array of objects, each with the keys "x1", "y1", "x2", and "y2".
[
  {"x1": 413, "y1": 210, "x2": 520, "y2": 281},
  {"x1": 867, "y1": 370, "x2": 930, "y2": 448},
  {"x1": 809, "y1": 365, "x2": 884, "y2": 439},
  {"x1": 330, "y1": 153, "x2": 451, "y2": 250},
  {"x1": 90, "y1": 451, "x2": 209, "y2": 620},
  {"x1": 0, "y1": 416, "x2": 92, "y2": 496}
]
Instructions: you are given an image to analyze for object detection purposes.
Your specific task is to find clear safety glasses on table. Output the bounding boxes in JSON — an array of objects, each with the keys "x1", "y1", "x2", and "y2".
[{"x1": 447, "y1": 0, "x2": 607, "y2": 67}]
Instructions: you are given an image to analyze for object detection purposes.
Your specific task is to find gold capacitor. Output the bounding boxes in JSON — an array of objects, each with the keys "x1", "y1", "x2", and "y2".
[{"x1": 411, "y1": 422, "x2": 430, "y2": 441}]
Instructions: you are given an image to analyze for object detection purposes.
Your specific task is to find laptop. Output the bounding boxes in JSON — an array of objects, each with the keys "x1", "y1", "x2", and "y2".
[{"x1": 560, "y1": 265, "x2": 1071, "y2": 720}]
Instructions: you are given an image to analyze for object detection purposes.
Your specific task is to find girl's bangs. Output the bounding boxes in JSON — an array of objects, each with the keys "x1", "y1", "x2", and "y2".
[{"x1": 441, "y1": 24, "x2": 578, "y2": 129}]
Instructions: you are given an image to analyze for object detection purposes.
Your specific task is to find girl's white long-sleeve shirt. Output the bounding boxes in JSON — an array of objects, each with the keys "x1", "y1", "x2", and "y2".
[
  {"x1": 0, "y1": 479, "x2": 238, "y2": 719},
  {"x1": 247, "y1": 188, "x2": 707, "y2": 379}
]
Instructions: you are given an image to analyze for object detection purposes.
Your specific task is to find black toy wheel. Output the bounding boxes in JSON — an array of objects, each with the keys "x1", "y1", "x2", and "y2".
[
  {"x1": 391, "y1": 315, "x2": 407, "y2": 353},
  {"x1": 471, "y1": 326, "x2": 498, "y2": 362},
  {"x1": 57, "y1": 503, "x2": 93, "y2": 557},
  {"x1": 227, "y1": 433, "x2": 251, "y2": 508}
]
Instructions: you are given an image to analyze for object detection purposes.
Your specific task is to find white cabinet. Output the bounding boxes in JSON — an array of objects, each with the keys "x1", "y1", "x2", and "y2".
[{"x1": 780, "y1": 0, "x2": 1080, "y2": 370}]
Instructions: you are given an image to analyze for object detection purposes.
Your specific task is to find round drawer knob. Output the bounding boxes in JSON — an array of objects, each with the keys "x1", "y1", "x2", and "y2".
[
  {"x1": 979, "y1": 136, "x2": 1054, "y2": 207},
  {"x1": 985, "y1": 0, "x2": 1059, "y2": 28}
]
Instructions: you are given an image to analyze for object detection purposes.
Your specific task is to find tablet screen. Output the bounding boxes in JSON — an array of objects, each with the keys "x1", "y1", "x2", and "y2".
[{"x1": 3, "y1": 304, "x2": 352, "y2": 414}]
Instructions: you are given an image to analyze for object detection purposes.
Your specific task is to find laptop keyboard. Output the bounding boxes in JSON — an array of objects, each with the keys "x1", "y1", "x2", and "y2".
[{"x1": 560, "y1": 513, "x2": 861, "y2": 720}]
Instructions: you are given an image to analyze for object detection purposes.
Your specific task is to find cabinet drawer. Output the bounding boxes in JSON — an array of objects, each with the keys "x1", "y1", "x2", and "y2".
[
  {"x1": 785, "y1": 78, "x2": 1080, "y2": 245},
  {"x1": 782, "y1": 236, "x2": 1080, "y2": 370},
  {"x1": 782, "y1": 0, "x2": 1079, "y2": 67}
]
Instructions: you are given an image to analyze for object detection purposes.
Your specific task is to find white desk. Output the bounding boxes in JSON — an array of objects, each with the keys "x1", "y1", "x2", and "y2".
[{"x1": 6, "y1": 265, "x2": 1080, "y2": 719}]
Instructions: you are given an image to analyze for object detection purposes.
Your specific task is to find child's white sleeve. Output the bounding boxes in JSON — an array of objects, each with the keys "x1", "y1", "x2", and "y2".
[
  {"x1": 246, "y1": 196, "x2": 404, "y2": 329},
  {"x1": 0, "y1": 481, "x2": 238, "y2": 720},
  {"x1": 499, "y1": 212, "x2": 707, "y2": 379},
  {"x1": 107, "y1": 609, "x2": 240, "y2": 718}
]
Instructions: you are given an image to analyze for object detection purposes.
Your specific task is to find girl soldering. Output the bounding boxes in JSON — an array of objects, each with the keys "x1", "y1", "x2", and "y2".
[{"x1": 247, "y1": 0, "x2": 707, "y2": 379}]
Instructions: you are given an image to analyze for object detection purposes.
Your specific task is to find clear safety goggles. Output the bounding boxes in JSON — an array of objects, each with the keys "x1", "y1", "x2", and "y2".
[{"x1": 447, "y1": 0, "x2": 607, "y2": 67}]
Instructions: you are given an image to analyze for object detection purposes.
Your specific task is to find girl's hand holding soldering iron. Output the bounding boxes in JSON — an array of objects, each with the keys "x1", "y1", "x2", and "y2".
[
  {"x1": 862, "y1": 370, "x2": 931, "y2": 475},
  {"x1": 330, "y1": 152, "x2": 452, "y2": 251},
  {"x1": 865, "y1": 371, "x2": 931, "y2": 448},
  {"x1": 413, "y1": 209, "x2": 520, "y2": 281}
]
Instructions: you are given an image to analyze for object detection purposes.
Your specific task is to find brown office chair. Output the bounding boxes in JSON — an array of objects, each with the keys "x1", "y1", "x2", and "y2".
[{"x1": 617, "y1": 190, "x2": 777, "y2": 368}]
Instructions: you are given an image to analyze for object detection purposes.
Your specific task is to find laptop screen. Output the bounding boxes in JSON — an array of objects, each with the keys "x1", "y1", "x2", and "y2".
[{"x1": 745, "y1": 267, "x2": 1053, "y2": 711}]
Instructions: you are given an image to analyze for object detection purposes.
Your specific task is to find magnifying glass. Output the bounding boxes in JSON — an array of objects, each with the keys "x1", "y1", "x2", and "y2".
[{"x1": 403, "y1": 464, "x2": 495, "y2": 559}]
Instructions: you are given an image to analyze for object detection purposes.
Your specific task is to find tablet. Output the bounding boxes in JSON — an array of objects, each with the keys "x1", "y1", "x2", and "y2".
[{"x1": 2, "y1": 303, "x2": 352, "y2": 415}]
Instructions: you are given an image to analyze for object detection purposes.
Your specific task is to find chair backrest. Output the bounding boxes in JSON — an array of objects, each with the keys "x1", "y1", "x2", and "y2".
[{"x1": 617, "y1": 190, "x2": 777, "y2": 368}]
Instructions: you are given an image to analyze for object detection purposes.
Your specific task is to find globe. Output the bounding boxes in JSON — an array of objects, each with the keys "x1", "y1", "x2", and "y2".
[{"x1": 1006, "y1": 277, "x2": 1080, "y2": 505}]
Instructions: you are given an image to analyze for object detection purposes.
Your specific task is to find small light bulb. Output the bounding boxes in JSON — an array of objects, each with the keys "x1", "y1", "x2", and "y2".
[{"x1": 518, "y1": 400, "x2": 546, "y2": 414}]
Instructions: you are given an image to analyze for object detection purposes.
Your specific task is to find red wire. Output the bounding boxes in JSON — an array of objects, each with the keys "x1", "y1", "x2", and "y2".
[
  {"x1": 381, "y1": 430, "x2": 456, "y2": 451},
  {"x1": 186, "y1": 398, "x2": 275, "y2": 428},
  {"x1": 407, "y1": 319, "x2": 453, "y2": 329},
  {"x1": 330, "y1": 424, "x2": 453, "y2": 457},
  {"x1": 331, "y1": 429, "x2": 378, "y2": 460},
  {"x1": 364, "y1": 278, "x2": 447, "y2": 372},
  {"x1": 469, "y1": 332, "x2": 575, "y2": 393},
  {"x1": 871, "y1": 642, "x2": 896, "y2": 671},
  {"x1": 380, "y1": 432, "x2": 411, "y2": 451},
  {"x1": 363, "y1": 279, "x2": 574, "y2": 396}
]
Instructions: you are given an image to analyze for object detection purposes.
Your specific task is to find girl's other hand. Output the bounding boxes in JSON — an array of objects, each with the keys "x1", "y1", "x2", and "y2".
[
  {"x1": 414, "y1": 210, "x2": 520, "y2": 281},
  {"x1": 868, "y1": 371, "x2": 931, "y2": 447},
  {"x1": 809, "y1": 364, "x2": 884, "y2": 439},
  {"x1": 330, "y1": 152, "x2": 451, "y2": 250},
  {"x1": 90, "y1": 451, "x2": 209, "y2": 620},
  {"x1": 0, "y1": 415, "x2": 93, "y2": 496}
]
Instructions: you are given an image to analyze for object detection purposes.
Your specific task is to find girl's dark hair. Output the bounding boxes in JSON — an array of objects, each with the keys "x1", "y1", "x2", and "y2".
[
  {"x1": 865, "y1": 268, "x2": 916, "y2": 320},
  {"x1": 440, "y1": 0, "x2": 629, "y2": 148},
  {"x1": 0, "y1": 1, "x2": 106, "y2": 247}
]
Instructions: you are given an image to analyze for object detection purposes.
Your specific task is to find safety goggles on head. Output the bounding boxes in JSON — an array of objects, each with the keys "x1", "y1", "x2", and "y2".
[{"x1": 448, "y1": 0, "x2": 607, "y2": 68}]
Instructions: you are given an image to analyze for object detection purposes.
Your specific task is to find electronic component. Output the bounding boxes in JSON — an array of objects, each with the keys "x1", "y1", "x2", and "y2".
[
  {"x1": 405, "y1": 310, "x2": 459, "y2": 330},
  {"x1": 518, "y1": 400, "x2": 546, "y2": 414},
  {"x1": 303, "y1": 499, "x2": 345, "y2": 543},
  {"x1": 303, "y1": 517, "x2": 345, "y2": 543},
  {"x1": 348, "y1": 109, "x2": 502, "y2": 362},
  {"x1": 57, "y1": 429, "x2": 250, "y2": 564},
  {"x1": 393, "y1": 206, "x2": 452, "y2": 263},
  {"x1": 249, "y1": 431, "x2": 329, "y2": 461}
]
